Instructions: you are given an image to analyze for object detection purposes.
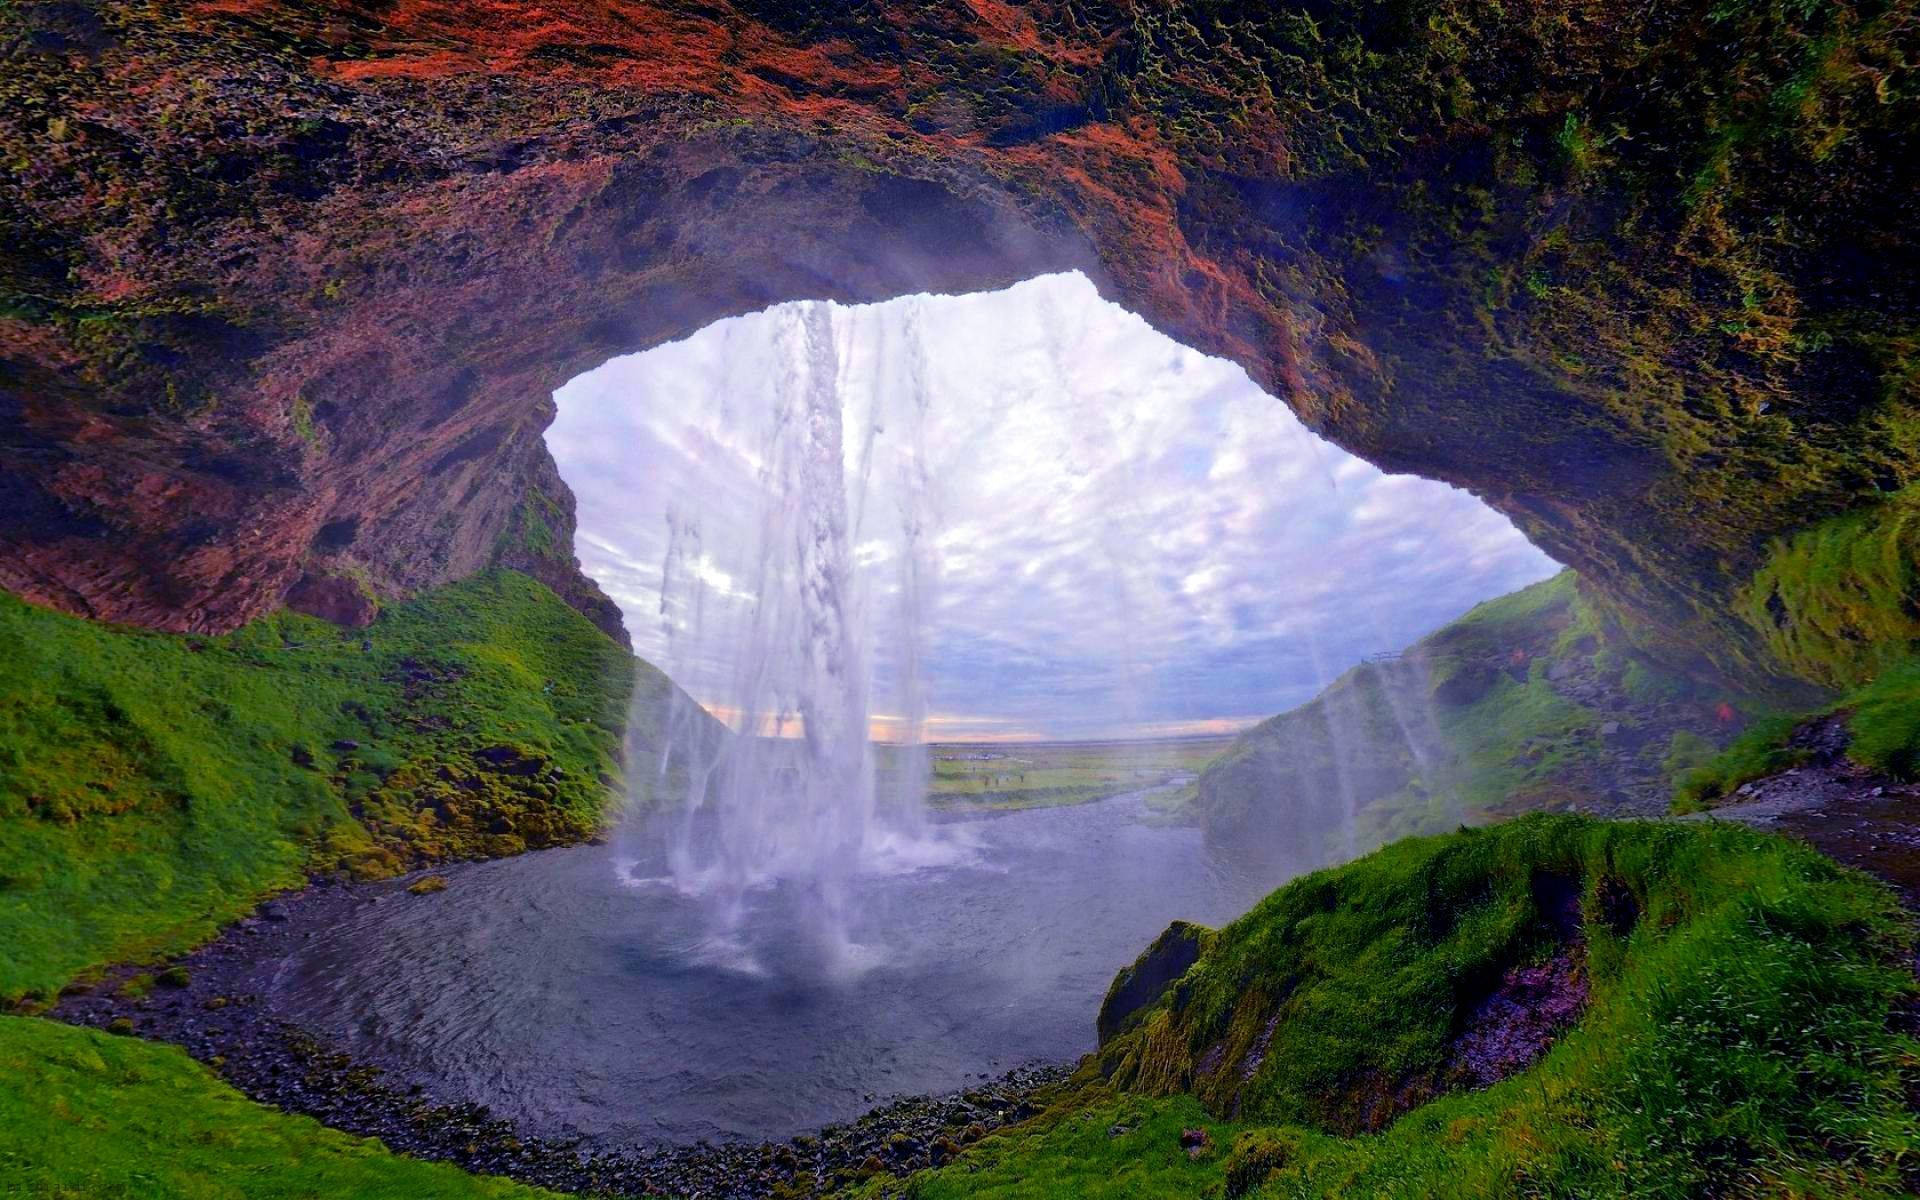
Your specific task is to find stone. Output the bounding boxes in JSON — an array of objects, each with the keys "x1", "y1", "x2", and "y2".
[
  {"x1": 3, "y1": 1, "x2": 1909, "y2": 695},
  {"x1": 1098, "y1": 920, "x2": 1207, "y2": 1045},
  {"x1": 285, "y1": 573, "x2": 378, "y2": 628}
]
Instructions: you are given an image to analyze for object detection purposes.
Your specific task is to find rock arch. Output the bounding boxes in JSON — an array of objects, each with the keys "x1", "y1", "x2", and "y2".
[{"x1": 3, "y1": 1, "x2": 1913, "y2": 686}]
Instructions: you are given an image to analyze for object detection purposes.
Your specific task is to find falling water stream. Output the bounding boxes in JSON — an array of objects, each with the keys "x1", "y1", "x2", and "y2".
[{"x1": 631, "y1": 300, "x2": 959, "y2": 977}]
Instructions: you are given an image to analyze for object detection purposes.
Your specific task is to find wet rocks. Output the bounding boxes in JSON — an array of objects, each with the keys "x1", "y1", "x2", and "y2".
[
  {"x1": 1098, "y1": 920, "x2": 1207, "y2": 1045},
  {"x1": 1445, "y1": 954, "x2": 1588, "y2": 1087}
]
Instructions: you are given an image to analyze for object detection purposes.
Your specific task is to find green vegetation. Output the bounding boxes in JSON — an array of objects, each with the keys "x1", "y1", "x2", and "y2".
[
  {"x1": 496, "y1": 486, "x2": 564, "y2": 562},
  {"x1": 869, "y1": 816, "x2": 1919, "y2": 1199},
  {"x1": 0, "y1": 1016, "x2": 555, "y2": 1199},
  {"x1": 1101, "y1": 0, "x2": 1920, "y2": 690},
  {"x1": 1739, "y1": 484, "x2": 1920, "y2": 690},
  {"x1": 920, "y1": 739, "x2": 1227, "y2": 814},
  {"x1": 1670, "y1": 715, "x2": 1811, "y2": 812},
  {"x1": 0, "y1": 569, "x2": 648, "y2": 1002},
  {"x1": 1197, "y1": 572, "x2": 1752, "y2": 868},
  {"x1": 855, "y1": 1091, "x2": 1234, "y2": 1200},
  {"x1": 1842, "y1": 656, "x2": 1920, "y2": 778},
  {"x1": 1672, "y1": 654, "x2": 1920, "y2": 813},
  {"x1": 1660, "y1": 488, "x2": 1920, "y2": 810}
]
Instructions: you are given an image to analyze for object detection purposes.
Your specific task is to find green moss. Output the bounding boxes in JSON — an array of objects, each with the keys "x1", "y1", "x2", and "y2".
[
  {"x1": 1197, "y1": 572, "x2": 1754, "y2": 862},
  {"x1": 496, "y1": 486, "x2": 563, "y2": 562},
  {"x1": 885, "y1": 816, "x2": 1918, "y2": 1200},
  {"x1": 1739, "y1": 484, "x2": 1920, "y2": 690},
  {"x1": 0, "y1": 1017, "x2": 555, "y2": 1199},
  {"x1": 1670, "y1": 714, "x2": 1810, "y2": 811},
  {"x1": 0, "y1": 569, "x2": 643, "y2": 1001}
]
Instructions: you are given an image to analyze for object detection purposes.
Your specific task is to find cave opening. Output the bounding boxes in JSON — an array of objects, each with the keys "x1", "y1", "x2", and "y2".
[
  {"x1": 247, "y1": 271, "x2": 1571, "y2": 1147},
  {"x1": 545, "y1": 270, "x2": 1559, "y2": 750}
]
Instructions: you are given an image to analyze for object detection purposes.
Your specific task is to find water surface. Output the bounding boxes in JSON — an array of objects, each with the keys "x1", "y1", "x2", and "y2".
[{"x1": 270, "y1": 789, "x2": 1274, "y2": 1147}]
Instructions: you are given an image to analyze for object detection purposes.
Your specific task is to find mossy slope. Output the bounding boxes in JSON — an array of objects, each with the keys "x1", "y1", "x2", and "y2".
[
  {"x1": 872, "y1": 816, "x2": 1919, "y2": 1200},
  {"x1": 0, "y1": 569, "x2": 683, "y2": 1002},
  {"x1": 0, "y1": 1016, "x2": 556, "y2": 1199},
  {"x1": 1675, "y1": 487, "x2": 1920, "y2": 807},
  {"x1": 1740, "y1": 483, "x2": 1920, "y2": 691},
  {"x1": 1195, "y1": 572, "x2": 1752, "y2": 871}
]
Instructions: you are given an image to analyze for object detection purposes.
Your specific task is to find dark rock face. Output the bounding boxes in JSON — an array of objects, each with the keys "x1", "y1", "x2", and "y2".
[
  {"x1": 1445, "y1": 951, "x2": 1588, "y2": 1090},
  {"x1": 2, "y1": 2, "x2": 1915, "y2": 682},
  {"x1": 283, "y1": 571, "x2": 377, "y2": 627},
  {"x1": 1098, "y1": 919, "x2": 1206, "y2": 1045}
]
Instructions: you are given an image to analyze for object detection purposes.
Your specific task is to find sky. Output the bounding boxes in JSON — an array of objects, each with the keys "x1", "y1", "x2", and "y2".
[{"x1": 547, "y1": 272, "x2": 1560, "y2": 742}]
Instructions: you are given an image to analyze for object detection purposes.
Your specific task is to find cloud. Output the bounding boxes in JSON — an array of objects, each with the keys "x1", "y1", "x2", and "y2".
[{"x1": 548, "y1": 273, "x2": 1561, "y2": 741}]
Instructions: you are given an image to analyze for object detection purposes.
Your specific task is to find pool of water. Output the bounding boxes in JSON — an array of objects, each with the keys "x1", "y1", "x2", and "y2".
[{"x1": 265, "y1": 789, "x2": 1277, "y2": 1148}]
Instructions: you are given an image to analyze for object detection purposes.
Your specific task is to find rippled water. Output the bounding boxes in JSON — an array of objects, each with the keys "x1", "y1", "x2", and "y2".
[{"x1": 268, "y1": 788, "x2": 1276, "y2": 1147}]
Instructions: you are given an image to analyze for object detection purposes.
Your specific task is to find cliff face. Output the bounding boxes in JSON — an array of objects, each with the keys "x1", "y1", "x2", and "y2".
[
  {"x1": 3, "y1": 1, "x2": 1915, "y2": 683},
  {"x1": 1194, "y1": 572, "x2": 1752, "y2": 871}
]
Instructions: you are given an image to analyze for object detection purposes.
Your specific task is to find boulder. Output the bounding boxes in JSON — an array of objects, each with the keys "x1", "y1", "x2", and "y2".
[{"x1": 1098, "y1": 920, "x2": 1207, "y2": 1045}]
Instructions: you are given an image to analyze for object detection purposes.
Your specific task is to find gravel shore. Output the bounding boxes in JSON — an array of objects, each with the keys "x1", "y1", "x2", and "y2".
[{"x1": 52, "y1": 873, "x2": 1072, "y2": 1198}]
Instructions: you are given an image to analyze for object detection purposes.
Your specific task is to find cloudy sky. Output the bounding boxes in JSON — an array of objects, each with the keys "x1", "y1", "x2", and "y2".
[{"x1": 548, "y1": 273, "x2": 1559, "y2": 742}]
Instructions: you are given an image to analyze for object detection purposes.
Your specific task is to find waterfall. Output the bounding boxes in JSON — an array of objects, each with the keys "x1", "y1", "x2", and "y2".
[{"x1": 636, "y1": 299, "x2": 956, "y2": 974}]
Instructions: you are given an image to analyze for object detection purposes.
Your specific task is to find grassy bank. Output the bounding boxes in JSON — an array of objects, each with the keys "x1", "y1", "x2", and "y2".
[
  {"x1": 0, "y1": 569, "x2": 652, "y2": 1002},
  {"x1": 0, "y1": 1016, "x2": 555, "y2": 1199},
  {"x1": 1194, "y1": 572, "x2": 1756, "y2": 870},
  {"x1": 863, "y1": 815, "x2": 1920, "y2": 1199},
  {"x1": 1672, "y1": 488, "x2": 1920, "y2": 809}
]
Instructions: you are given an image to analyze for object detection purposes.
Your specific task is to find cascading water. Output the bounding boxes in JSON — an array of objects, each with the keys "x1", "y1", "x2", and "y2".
[{"x1": 631, "y1": 298, "x2": 957, "y2": 974}]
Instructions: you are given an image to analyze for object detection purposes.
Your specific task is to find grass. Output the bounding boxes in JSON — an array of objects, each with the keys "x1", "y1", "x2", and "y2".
[
  {"x1": 1739, "y1": 484, "x2": 1920, "y2": 690},
  {"x1": 1672, "y1": 653, "x2": 1920, "y2": 813},
  {"x1": 1661, "y1": 483, "x2": 1920, "y2": 804},
  {"x1": 0, "y1": 569, "x2": 647, "y2": 1002},
  {"x1": 1672, "y1": 487, "x2": 1920, "y2": 805},
  {"x1": 919, "y1": 739, "x2": 1228, "y2": 814},
  {"x1": 864, "y1": 815, "x2": 1920, "y2": 1200},
  {"x1": 1670, "y1": 714, "x2": 1811, "y2": 812},
  {"x1": 1196, "y1": 572, "x2": 1757, "y2": 867},
  {"x1": 856, "y1": 1090, "x2": 1234, "y2": 1200},
  {"x1": 0, "y1": 1016, "x2": 556, "y2": 1199},
  {"x1": 1844, "y1": 657, "x2": 1920, "y2": 778}
]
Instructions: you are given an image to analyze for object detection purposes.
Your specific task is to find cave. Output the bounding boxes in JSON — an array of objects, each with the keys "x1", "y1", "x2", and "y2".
[
  {"x1": 6, "y1": 4, "x2": 1920, "y2": 1197},
  {"x1": 7, "y1": 1, "x2": 1914, "y2": 695}
]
